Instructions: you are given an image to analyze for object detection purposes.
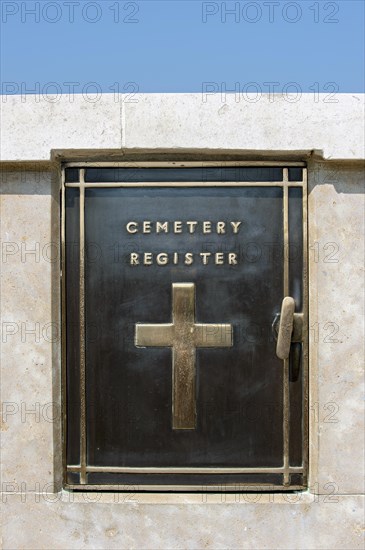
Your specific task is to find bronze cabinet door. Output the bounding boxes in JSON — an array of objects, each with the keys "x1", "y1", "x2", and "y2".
[{"x1": 64, "y1": 166, "x2": 307, "y2": 491}]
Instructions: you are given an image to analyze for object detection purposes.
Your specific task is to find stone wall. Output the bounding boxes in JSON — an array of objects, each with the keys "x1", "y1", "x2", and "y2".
[{"x1": 0, "y1": 94, "x2": 364, "y2": 549}]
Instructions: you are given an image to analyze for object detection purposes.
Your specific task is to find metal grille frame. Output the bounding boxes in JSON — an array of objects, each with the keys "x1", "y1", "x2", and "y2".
[{"x1": 61, "y1": 161, "x2": 308, "y2": 492}]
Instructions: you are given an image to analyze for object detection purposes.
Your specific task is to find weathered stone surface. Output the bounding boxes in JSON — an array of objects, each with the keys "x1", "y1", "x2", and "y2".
[
  {"x1": 123, "y1": 94, "x2": 364, "y2": 160},
  {"x1": 1, "y1": 94, "x2": 364, "y2": 161},
  {"x1": 0, "y1": 94, "x2": 121, "y2": 161},
  {"x1": 0, "y1": 171, "x2": 61, "y2": 491},
  {"x1": 1, "y1": 494, "x2": 364, "y2": 550},
  {"x1": 308, "y1": 163, "x2": 365, "y2": 494}
]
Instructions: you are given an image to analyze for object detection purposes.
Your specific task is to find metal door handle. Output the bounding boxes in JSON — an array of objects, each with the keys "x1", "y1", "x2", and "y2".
[{"x1": 276, "y1": 297, "x2": 295, "y2": 360}]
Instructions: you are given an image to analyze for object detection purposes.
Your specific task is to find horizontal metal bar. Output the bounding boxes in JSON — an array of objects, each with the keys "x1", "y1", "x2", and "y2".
[
  {"x1": 65, "y1": 181, "x2": 304, "y2": 188},
  {"x1": 65, "y1": 484, "x2": 305, "y2": 492},
  {"x1": 64, "y1": 161, "x2": 307, "y2": 168},
  {"x1": 67, "y1": 465, "x2": 303, "y2": 474}
]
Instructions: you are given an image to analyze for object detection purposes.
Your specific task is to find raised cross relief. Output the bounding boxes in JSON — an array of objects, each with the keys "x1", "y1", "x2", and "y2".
[{"x1": 135, "y1": 283, "x2": 233, "y2": 430}]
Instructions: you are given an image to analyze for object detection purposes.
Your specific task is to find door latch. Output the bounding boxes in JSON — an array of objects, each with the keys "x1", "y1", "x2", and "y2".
[{"x1": 272, "y1": 297, "x2": 303, "y2": 360}]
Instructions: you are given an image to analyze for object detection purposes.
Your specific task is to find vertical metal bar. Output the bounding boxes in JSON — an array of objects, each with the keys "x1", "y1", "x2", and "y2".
[
  {"x1": 302, "y1": 168, "x2": 309, "y2": 485},
  {"x1": 79, "y1": 170, "x2": 87, "y2": 484},
  {"x1": 61, "y1": 168, "x2": 67, "y2": 486},
  {"x1": 283, "y1": 168, "x2": 290, "y2": 486}
]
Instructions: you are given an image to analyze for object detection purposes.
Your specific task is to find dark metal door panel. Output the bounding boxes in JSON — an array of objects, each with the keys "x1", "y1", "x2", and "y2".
[{"x1": 63, "y1": 165, "x2": 307, "y2": 491}]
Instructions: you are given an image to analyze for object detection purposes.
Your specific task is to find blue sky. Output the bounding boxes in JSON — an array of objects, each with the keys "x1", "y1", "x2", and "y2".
[{"x1": 1, "y1": 0, "x2": 364, "y2": 94}]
